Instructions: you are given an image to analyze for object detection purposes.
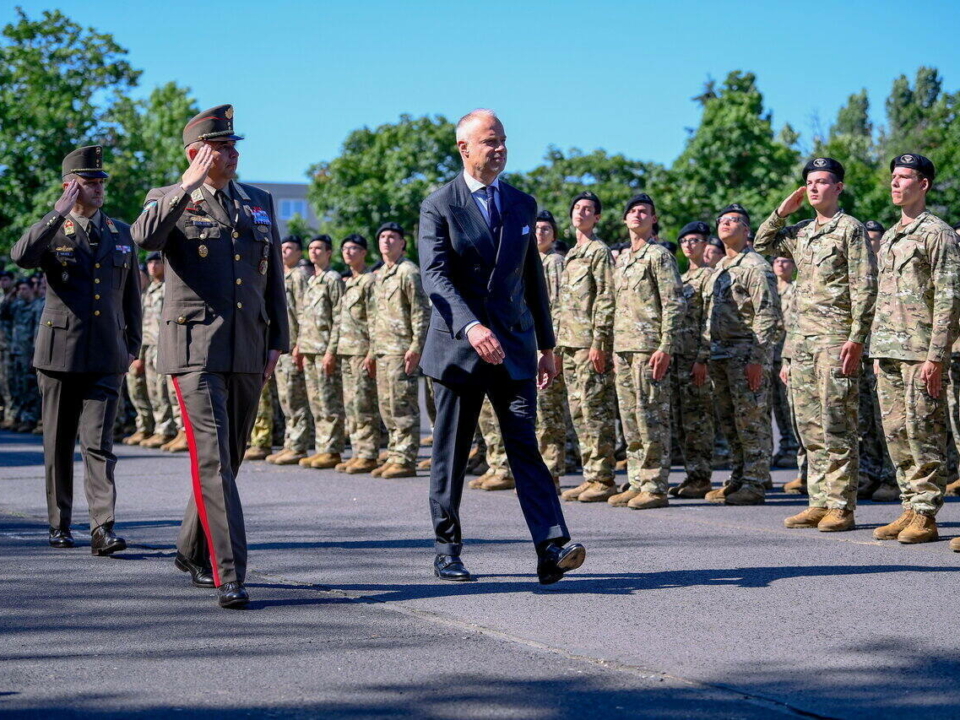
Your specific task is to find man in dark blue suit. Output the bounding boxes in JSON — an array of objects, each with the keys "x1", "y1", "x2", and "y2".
[{"x1": 418, "y1": 109, "x2": 585, "y2": 584}]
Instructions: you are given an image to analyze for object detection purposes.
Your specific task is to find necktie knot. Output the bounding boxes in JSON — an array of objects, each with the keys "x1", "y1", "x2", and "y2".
[{"x1": 485, "y1": 185, "x2": 501, "y2": 236}]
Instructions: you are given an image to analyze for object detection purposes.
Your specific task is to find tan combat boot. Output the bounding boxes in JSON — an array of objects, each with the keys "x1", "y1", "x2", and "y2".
[
  {"x1": 724, "y1": 485, "x2": 765, "y2": 505},
  {"x1": 561, "y1": 480, "x2": 592, "y2": 501},
  {"x1": 382, "y1": 464, "x2": 417, "y2": 479},
  {"x1": 244, "y1": 445, "x2": 271, "y2": 461},
  {"x1": 783, "y1": 507, "x2": 828, "y2": 528},
  {"x1": 417, "y1": 457, "x2": 432, "y2": 471},
  {"x1": 163, "y1": 430, "x2": 188, "y2": 452},
  {"x1": 945, "y1": 479, "x2": 960, "y2": 497},
  {"x1": 141, "y1": 433, "x2": 174, "y2": 449},
  {"x1": 627, "y1": 492, "x2": 669, "y2": 510},
  {"x1": 334, "y1": 457, "x2": 358, "y2": 472},
  {"x1": 782, "y1": 477, "x2": 807, "y2": 495},
  {"x1": 871, "y1": 484, "x2": 900, "y2": 502},
  {"x1": 705, "y1": 484, "x2": 735, "y2": 504},
  {"x1": 873, "y1": 509, "x2": 915, "y2": 540},
  {"x1": 897, "y1": 512, "x2": 939, "y2": 544},
  {"x1": 420, "y1": 434, "x2": 434, "y2": 447},
  {"x1": 273, "y1": 451, "x2": 307, "y2": 466},
  {"x1": 615, "y1": 459, "x2": 628, "y2": 472},
  {"x1": 345, "y1": 457, "x2": 378, "y2": 474},
  {"x1": 371, "y1": 462, "x2": 392, "y2": 477},
  {"x1": 669, "y1": 478, "x2": 712, "y2": 499},
  {"x1": 578, "y1": 481, "x2": 617, "y2": 503},
  {"x1": 377, "y1": 450, "x2": 390, "y2": 466},
  {"x1": 949, "y1": 537, "x2": 960, "y2": 552},
  {"x1": 818, "y1": 508, "x2": 855, "y2": 532},
  {"x1": 481, "y1": 473, "x2": 515, "y2": 491},
  {"x1": 265, "y1": 448, "x2": 289, "y2": 463},
  {"x1": 608, "y1": 487, "x2": 641, "y2": 507},
  {"x1": 122, "y1": 430, "x2": 148, "y2": 446},
  {"x1": 310, "y1": 453, "x2": 342, "y2": 469},
  {"x1": 299, "y1": 453, "x2": 321, "y2": 468}
]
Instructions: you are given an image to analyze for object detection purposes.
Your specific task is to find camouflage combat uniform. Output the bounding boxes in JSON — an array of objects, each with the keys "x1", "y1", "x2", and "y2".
[
  {"x1": 299, "y1": 266, "x2": 346, "y2": 455},
  {"x1": 870, "y1": 212, "x2": 960, "y2": 516},
  {"x1": 479, "y1": 396, "x2": 511, "y2": 479},
  {"x1": 249, "y1": 377, "x2": 276, "y2": 450},
  {"x1": 612, "y1": 242, "x2": 684, "y2": 494},
  {"x1": 756, "y1": 210, "x2": 876, "y2": 510},
  {"x1": 329, "y1": 269, "x2": 380, "y2": 460},
  {"x1": 125, "y1": 276, "x2": 153, "y2": 438},
  {"x1": 536, "y1": 248, "x2": 566, "y2": 478},
  {"x1": 0, "y1": 289, "x2": 19, "y2": 424},
  {"x1": 556, "y1": 238, "x2": 616, "y2": 485},
  {"x1": 372, "y1": 257, "x2": 429, "y2": 469},
  {"x1": 779, "y1": 281, "x2": 807, "y2": 483},
  {"x1": 275, "y1": 265, "x2": 313, "y2": 455},
  {"x1": 10, "y1": 296, "x2": 43, "y2": 425},
  {"x1": 140, "y1": 278, "x2": 179, "y2": 437},
  {"x1": 702, "y1": 248, "x2": 782, "y2": 490},
  {"x1": 771, "y1": 280, "x2": 799, "y2": 462}
]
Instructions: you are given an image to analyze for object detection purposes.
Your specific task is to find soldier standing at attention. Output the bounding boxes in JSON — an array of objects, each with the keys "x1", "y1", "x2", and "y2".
[
  {"x1": 370, "y1": 222, "x2": 429, "y2": 479},
  {"x1": 324, "y1": 234, "x2": 380, "y2": 474},
  {"x1": 556, "y1": 191, "x2": 617, "y2": 503},
  {"x1": 12, "y1": 146, "x2": 141, "y2": 553},
  {"x1": 666, "y1": 222, "x2": 716, "y2": 498},
  {"x1": 141, "y1": 252, "x2": 181, "y2": 450},
  {"x1": 777, "y1": 256, "x2": 810, "y2": 496},
  {"x1": 9, "y1": 279, "x2": 43, "y2": 432},
  {"x1": 268, "y1": 235, "x2": 313, "y2": 465},
  {"x1": 770, "y1": 255, "x2": 801, "y2": 470},
  {"x1": 132, "y1": 105, "x2": 289, "y2": 607},
  {"x1": 868, "y1": 154, "x2": 960, "y2": 546},
  {"x1": 0, "y1": 271, "x2": 16, "y2": 429},
  {"x1": 702, "y1": 204, "x2": 782, "y2": 505},
  {"x1": 607, "y1": 194, "x2": 685, "y2": 510},
  {"x1": 297, "y1": 234, "x2": 346, "y2": 470}
]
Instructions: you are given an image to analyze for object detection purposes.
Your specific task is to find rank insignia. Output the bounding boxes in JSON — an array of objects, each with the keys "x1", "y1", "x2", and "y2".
[
  {"x1": 191, "y1": 189, "x2": 204, "y2": 203},
  {"x1": 199, "y1": 244, "x2": 209, "y2": 258},
  {"x1": 105, "y1": 217, "x2": 119, "y2": 235},
  {"x1": 141, "y1": 200, "x2": 158, "y2": 214},
  {"x1": 63, "y1": 219, "x2": 75, "y2": 236}
]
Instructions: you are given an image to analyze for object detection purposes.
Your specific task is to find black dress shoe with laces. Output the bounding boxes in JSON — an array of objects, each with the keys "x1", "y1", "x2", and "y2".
[
  {"x1": 434, "y1": 554, "x2": 473, "y2": 581},
  {"x1": 48, "y1": 527, "x2": 74, "y2": 549},
  {"x1": 90, "y1": 525, "x2": 127, "y2": 556},
  {"x1": 174, "y1": 552, "x2": 215, "y2": 588},
  {"x1": 218, "y1": 582, "x2": 250, "y2": 608},
  {"x1": 537, "y1": 542, "x2": 586, "y2": 585}
]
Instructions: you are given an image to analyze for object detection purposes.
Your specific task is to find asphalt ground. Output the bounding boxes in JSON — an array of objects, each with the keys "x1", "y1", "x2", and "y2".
[{"x1": 2, "y1": 429, "x2": 960, "y2": 719}]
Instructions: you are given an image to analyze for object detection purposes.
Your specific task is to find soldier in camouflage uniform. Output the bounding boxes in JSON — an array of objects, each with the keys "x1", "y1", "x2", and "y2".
[
  {"x1": 947, "y1": 220, "x2": 960, "y2": 498},
  {"x1": 702, "y1": 203, "x2": 782, "y2": 505},
  {"x1": 606, "y1": 194, "x2": 685, "y2": 510},
  {"x1": 369, "y1": 222, "x2": 429, "y2": 479},
  {"x1": 556, "y1": 191, "x2": 617, "y2": 503},
  {"x1": 325, "y1": 234, "x2": 380, "y2": 474},
  {"x1": 267, "y1": 236, "x2": 313, "y2": 465},
  {"x1": 0, "y1": 272, "x2": 19, "y2": 428},
  {"x1": 756, "y1": 158, "x2": 877, "y2": 531},
  {"x1": 468, "y1": 397, "x2": 514, "y2": 490},
  {"x1": 9, "y1": 280, "x2": 43, "y2": 431},
  {"x1": 770, "y1": 256, "x2": 800, "y2": 469},
  {"x1": 666, "y1": 221, "x2": 716, "y2": 498},
  {"x1": 296, "y1": 234, "x2": 346, "y2": 470},
  {"x1": 244, "y1": 379, "x2": 275, "y2": 460},
  {"x1": 776, "y1": 258, "x2": 809, "y2": 495},
  {"x1": 869, "y1": 154, "x2": 960, "y2": 546}
]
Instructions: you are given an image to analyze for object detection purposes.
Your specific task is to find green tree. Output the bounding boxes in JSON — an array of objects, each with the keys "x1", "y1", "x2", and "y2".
[{"x1": 0, "y1": 7, "x2": 140, "y2": 256}]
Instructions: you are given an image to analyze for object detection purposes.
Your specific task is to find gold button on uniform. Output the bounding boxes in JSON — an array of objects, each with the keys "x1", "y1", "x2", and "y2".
[
  {"x1": 94, "y1": 278, "x2": 100, "y2": 284},
  {"x1": 46, "y1": 321, "x2": 52, "y2": 327},
  {"x1": 236, "y1": 278, "x2": 242, "y2": 285},
  {"x1": 234, "y1": 254, "x2": 240, "y2": 261},
  {"x1": 95, "y1": 263, "x2": 100, "y2": 269},
  {"x1": 94, "y1": 294, "x2": 100, "y2": 300},
  {"x1": 94, "y1": 310, "x2": 100, "y2": 316},
  {"x1": 236, "y1": 302, "x2": 243, "y2": 309},
  {"x1": 232, "y1": 231, "x2": 239, "y2": 239},
  {"x1": 177, "y1": 315, "x2": 186, "y2": 324}
]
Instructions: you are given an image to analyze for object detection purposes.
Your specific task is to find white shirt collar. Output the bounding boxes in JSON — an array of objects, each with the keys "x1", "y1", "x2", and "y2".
[{"x1": 463, "y1": 170, "x2": 500, "y2": 194}]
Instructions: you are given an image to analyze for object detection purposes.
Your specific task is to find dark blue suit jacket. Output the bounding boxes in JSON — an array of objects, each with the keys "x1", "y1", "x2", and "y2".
[{"x1": 418, "y1": 174, "x2": 555, "y2": 384}]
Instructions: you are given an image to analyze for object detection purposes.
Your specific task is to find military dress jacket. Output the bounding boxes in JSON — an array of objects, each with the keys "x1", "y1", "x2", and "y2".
[
  {"x1": 11, "y1": 211, "x2": 142, "y2": 373},
  {"x1": 131, "y1": 181, "x2": 289, "y2": 374}
]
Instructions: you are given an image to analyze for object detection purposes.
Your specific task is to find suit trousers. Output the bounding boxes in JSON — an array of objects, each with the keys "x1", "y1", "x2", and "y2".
[
  {"x1": 37, "y1": 370, "x2": 122, "y2": 531},
  {"x1": 173, "y1": 371, "x2": 262, "y2": 586},
  {"x1": 429, "y1": 364, "x2": 570, "y2": 555}
]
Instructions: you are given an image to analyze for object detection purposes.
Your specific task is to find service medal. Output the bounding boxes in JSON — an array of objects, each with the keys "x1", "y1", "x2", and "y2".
[
  {"x1": 258, "y1": 259, "x2": 268, "y2": 275},
  {"x1": 199, "y1": 244, "x2": 208, "y2": 258}
]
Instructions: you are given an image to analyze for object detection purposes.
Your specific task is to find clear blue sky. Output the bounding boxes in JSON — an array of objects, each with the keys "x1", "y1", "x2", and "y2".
[{"x1": 10, "y1": 0, "x2": 960, "y2": 183}]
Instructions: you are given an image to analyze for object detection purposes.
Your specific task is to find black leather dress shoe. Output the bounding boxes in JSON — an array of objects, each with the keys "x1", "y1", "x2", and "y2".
[
  {"x1": 48, "y1": 527, "x2": 74, "y2": 549},
  {"x1": 218, "y1": 582, "x2": 250, "y2": 609},
  {"x1": 90, "y1": 525, "x2": 127, "y2": 556},
  {"x1": 174, "y1": 552, "x2": 215, "y2": 588},
  {"x1": 434, "y1": 554, "x2": 473, "y2": 581},
  {"x1": 537, "y1": 542, "x2": 586, "y2": 585}
]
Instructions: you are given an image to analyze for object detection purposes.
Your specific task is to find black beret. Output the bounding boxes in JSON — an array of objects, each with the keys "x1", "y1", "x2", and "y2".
[
  {"x1": 554, "y1": 239, "x2": 569, "y2": 255},
  {"x1": 570, "y1": 191, "x2": 602, "y2": 216},
  {"x1": 309, "y1": 234, "x2": 334, "y2": 248},
  {"x1": 182, "y1": 104, "x2": 244, "y2": 148},
  {"x1": 660, "y1": 240, "x2": 678, "y2": 255},
  {"x1": 707, "y1": 237, "x2": 724, "y2": 251},
  {"x1": 342, "y1": 233, "x2": 368, "y2": 250},
  {"x1": 62, "y1": 145, "x2": 108, "y2": 179},
  {"x1": 890, "y1": 153, "x2": 936, "y2": 181},
  {"x1": 623, "y1": 193, "x2": 656, "y2": 219},
  {"x1": 281, "y1": 235, "x2": 303, "y2": 249},
  {"x1": 138, "y1": 262, "x2": 148, "y2": 274},
  {"x1": 678, "y1": 220, "x2": 711, "y2": 239},
  {"x1": 802, "y1": 157, "x2": 845, "y2": 182},
  {"x1": 145, "y1": 251, "x2": 163, "y2": 262},
  {"x1": 376, "y1": 221, "x2": 405, "y2": 239},
  {"x1": 536, "y1": 209, "x2": 558, "y2": 236},
  {"x1": 864, "y1": 220, "x2": 885, "y2": 233},
  {"x1": 717, "y1": 203, "x2": 751, "y2": 225},
  {"x1": 952, "y1": 221, "x2": 960, "y2": 232}
]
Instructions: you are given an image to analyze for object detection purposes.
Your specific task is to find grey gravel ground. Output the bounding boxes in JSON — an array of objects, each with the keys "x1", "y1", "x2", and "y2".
[{"x1": 2, "y1": 429, "x2": 960, "y2": 719}]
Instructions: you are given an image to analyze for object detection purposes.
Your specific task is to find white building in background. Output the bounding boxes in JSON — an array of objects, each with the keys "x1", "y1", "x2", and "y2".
[{"x1": 249, "y1": 182, "x2": 319, "y2": 238}]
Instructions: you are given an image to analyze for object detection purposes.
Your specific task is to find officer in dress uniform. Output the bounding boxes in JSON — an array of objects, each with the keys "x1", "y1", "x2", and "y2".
[
  {"x1": 131, "y1": 105, "x2": 289, "y2": 608},
  {"x1": 11, "y1": 146, "x2": 142, "y2": 554}
]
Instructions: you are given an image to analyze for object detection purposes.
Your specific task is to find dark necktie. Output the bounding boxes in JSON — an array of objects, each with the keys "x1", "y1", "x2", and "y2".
[
  {"x1": 88, "y1": 223, "x2": 100, "y2": 250},
  {"x1": 216, "y1": 190, "x2": 233, "y2": 221},
  {"x1": 485, "y1": 185, "x2": 502, "y2": 239}
]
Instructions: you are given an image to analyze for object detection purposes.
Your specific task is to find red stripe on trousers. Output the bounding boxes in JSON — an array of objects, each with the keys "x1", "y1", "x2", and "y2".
[{"x1": 172, "y1": 376, "x2": 222, "y2": 588}]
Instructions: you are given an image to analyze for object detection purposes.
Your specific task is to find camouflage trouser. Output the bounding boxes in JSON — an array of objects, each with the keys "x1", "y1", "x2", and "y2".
[
  {"x1": 859, "y1": 358, "x2": 895, "y2": 486},
  {"x1": 559, "y1": 347, "x2": 616, "y2": 484},
  {"x1": 946, "y1": 355, "x2": 960, "y2": 482},
  {"x1": 536, "y1": 368, "x2": 566, "y2": 477},
  {"x1": 783, "y1": 360, "x2": 808, "y2": 482},
  {"x1": 0, "y1": 347, "x2": 14, "y2": 423},
  {"x1": 10, "y1": 355, "x2": 40, "y2": 424},
  {"x1": 425, "y1": 376, "x2": 437, "y2": 429},
  {"x1": 772, "y1": 359, "x2": 799, "y2": 454},
  {"x1": 145, "y1": 344, "x2": 177, "y2": 436},
  {"x1": 249, "y1": 377, "x2": 275, "y2": 450},
  {"x1": 275, "y1": 353, "x2": 314, "y2": 454},
  {"x1": 125, "y1": 354, "x2": 154, "y2": 435},
  {"x1": 669, "y1": 355, "x2": 714, "y2": 483},
  {"x1": 876, "y1": 358, "x2": 948, "y2": 515},
  {"x1": 341, "y1": 354, "x2": 380, "y2": 460},
  {"x1": 615, "y1": 352, "x2": 672, "y2": 493},
  {"x1": 790, "y1": 341, "x2": 859, "y2": 510},
  {"x1": 711, "y1": 355, "x2": 772, "y2": 488},
  {"x1": 479, "y1": 396, "x2": 511, "y2": 477},
  {"x1": 375, "y1": 356, "x2": 420, "y2": 467},
  {"x1": 302, "y1": 353, "x2": 345, "y2": 455}
]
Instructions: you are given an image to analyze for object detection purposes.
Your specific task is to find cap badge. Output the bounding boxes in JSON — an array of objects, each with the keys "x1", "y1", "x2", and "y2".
[
  {"x1": 901, "y1": 154, "x2": 915, "y2": 164},
  {"x1": 813, "y1": 158, "x2": 827, "y2": 167},
  {"x1": 225, "y1": 106, "x2": 234, "y2": 120}
]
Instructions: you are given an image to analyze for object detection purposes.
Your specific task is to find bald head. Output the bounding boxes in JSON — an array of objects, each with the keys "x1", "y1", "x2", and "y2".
[{"x1": 456, "y1": 109, "x2": 507, "y2": 185}]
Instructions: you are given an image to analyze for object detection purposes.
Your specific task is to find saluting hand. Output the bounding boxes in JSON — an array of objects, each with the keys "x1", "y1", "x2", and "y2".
[
  {"x1": 467, "y1": 324, "x2": 505, "y2": 365},
  {"x1": 776, "y1": 187, "x2": 807, "y2": 218},
  {"x1": 180, "y1": 144, "x2": 215, "y2": 194},
  {"x1": 55, "y1": 180, "x2": 80, "y2": 216}
]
